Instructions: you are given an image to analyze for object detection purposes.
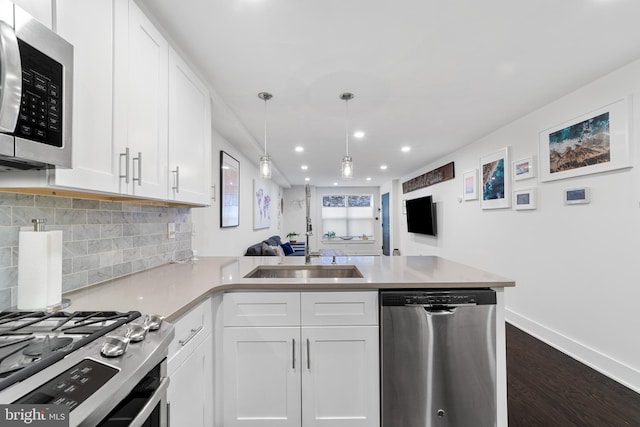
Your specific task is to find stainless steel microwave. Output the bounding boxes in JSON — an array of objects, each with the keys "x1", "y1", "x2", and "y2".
[{"x1": 0, "y1": 1, "x2": 73, "y2": 171}]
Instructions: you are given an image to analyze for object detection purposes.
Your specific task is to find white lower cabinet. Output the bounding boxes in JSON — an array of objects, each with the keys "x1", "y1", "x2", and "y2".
[
  {"x1": 168, "y1": 299, "x2": 213, "y2": 427},
  {"x1": 168, "y1": 333, "x2": 213, "y2": 426},
  {"x1": 223, "y1": 291, "x2": 379, "y2": 427},
  {"x1": 223, "y1": 327, "x2": 301, "y2": 427},
  {"x1": 302, "y1": 326, "x2": 379, "y2": 427}
]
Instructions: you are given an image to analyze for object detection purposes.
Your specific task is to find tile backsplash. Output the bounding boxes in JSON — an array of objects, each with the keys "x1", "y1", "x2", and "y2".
[{"x1": 0, "y1": 192, "x2": 192, "y2": 310}]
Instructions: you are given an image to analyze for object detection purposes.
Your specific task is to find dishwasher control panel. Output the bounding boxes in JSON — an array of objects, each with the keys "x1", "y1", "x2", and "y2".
[{"x1": 381, "y1": 289, "x2": 496, "y2": 306}]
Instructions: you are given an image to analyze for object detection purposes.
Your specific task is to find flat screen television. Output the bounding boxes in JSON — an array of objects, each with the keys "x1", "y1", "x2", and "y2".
[{"x1": 406, "y1": 195, "x2": 437, "y2": 236}]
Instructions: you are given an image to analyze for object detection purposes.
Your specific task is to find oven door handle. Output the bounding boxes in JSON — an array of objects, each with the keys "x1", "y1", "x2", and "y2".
[
  {"x1": 128, "y1": 377, "x2": 169, "y2": 427},
  {"x1": 0, "y1": 20, "x2": 22, "y2": 133}
]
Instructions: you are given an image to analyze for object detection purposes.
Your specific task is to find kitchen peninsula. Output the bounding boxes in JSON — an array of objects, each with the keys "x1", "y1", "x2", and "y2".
[{"x1": 65, "y1": 256, "x2": 514, "y2": 427}]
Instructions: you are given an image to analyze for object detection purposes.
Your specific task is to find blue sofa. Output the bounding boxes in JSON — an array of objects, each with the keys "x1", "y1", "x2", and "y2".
[{"x1": 244, "y1": 235, "x2": 303, "y2": 256}]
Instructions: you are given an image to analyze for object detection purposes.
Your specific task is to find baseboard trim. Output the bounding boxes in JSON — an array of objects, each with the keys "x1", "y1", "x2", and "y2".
[{"x1": 505, "y1": 309, "x2": 640, "y2": 394}]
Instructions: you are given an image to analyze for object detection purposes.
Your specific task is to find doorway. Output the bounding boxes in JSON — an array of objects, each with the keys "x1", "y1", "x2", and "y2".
[{"x1": 381, "y1": 192, "x2": 390, "y2": 256}]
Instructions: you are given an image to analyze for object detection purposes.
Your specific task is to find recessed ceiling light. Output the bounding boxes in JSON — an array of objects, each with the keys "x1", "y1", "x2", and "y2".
[
  {"x1": 380, "y1": 165, "x2": 388, "y2": 170},
  {"x1": 353, "y1": 131, "x2": 365, "y2": 139},
  {"x1": 366, "y1": 177, "x2": 372, "y2": 181},
  {"x1": 401, "y1": 146, "x2": 411, "y2": 152},
  {"x1": 295, "y1": 146, "x2": 304, "y2": 152},
  {"x1": 304, "y1": 177, "x2": 310, "y2": 181},
  {"x1": 301, "y1": 165, "x2": 308, "y2": 170},
  {"x1": 333, "y1": 182, "x2": 338, "y2": 186}
]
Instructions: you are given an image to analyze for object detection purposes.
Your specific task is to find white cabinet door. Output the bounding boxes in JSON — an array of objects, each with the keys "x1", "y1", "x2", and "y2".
[
  {"x1": 168, "y1": 333, "x2": 213, "y2": 427},
  {"x1": 114, "y1": 0, "x2": 168, "y2": 199},
  {"x1": 302, "y1": 326, "x2": 380, "y2": 427},
  {"x1": 168, "y1": 48, "x2": 211, "y2": 205},
  {"x1": 223, "y1": 327, "x2": 301, "y2": 427},
  {"x1": 52, "y1": 0, "x2": 121, "y2": 193}
]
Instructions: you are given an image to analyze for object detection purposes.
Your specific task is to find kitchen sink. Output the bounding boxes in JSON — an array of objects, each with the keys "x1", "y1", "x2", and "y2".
[{"x1": 244, "y1": 265, "x2": 363, "y2": 279}]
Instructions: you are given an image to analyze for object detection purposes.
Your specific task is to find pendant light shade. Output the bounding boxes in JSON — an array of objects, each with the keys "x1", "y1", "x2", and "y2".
[
  {"x1": 258, "y1": 92, "x2": 273, "y2": 179},
  {"x1": 340, "y1": 93, "x2": 354, "y2": 179}
]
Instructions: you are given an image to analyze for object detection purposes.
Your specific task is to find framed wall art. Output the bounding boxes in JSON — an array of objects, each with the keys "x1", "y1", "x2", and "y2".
[
  {"x1": 514, "y1": 188, "x2": 537, "y2": 210},
  {"x1": 463, "y1": 169, "x2": 478, "y2": 201},
  {"x1": 538, "y1": 96, "x2": 631, "y2": 182},
  {"x1": 220, "y1": 151, "x2": 240, "y2": 228},
  {"x1": 513, "y1": 157, "x2": 535, "y2": 181},
  {"x1": 480, "y1": 147, "x2": 511, "y2": 209},
  {"x1": 253, "y1": 179, "x2": 272, "y2": 229}
]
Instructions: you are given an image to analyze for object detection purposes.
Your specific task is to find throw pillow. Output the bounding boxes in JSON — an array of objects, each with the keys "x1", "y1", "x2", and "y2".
[
  {"x1": 261, "y1": 242, "x2": 276, "y2": 256},
  {"x1": 281, "y1": 242, "x2": 294, "y2": 255}
]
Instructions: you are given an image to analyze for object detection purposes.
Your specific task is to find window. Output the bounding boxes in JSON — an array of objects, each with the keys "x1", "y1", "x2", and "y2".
[{"x1": 321, "y1": 194, "x2": 374, "y2": 240}]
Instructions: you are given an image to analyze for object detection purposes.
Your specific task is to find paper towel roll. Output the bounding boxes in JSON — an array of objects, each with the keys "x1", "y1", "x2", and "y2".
[
  {"x1": 17, "y1": 230, "x2": 49, "y2": 310},
  {"x1": 17, "y1": 229, "x2": 63, "y2": 310},
  {"x1": 46, "y1": 230, "x2": 63, "y2": 308}
]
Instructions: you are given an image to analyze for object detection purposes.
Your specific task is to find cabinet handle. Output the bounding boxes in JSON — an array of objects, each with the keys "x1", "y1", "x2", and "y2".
[
  {"x1": 178, "y1": 325, "x2": 203, "y2": 346},
  {"x1": 119, "y1": 147, "x2": 130, "y2": 184},
  {"x1": 292, "y1": 338, "x2": 296, "y2": 370},
  {"x1": 172, "y1": 166, "x2": 180, "y2": 193},
  {"x1": 133, "y1": 152, "x2": 142, "y2": 186},
  {"x1": 306, "y1": 338, "x2": 310, "y2": 370}
]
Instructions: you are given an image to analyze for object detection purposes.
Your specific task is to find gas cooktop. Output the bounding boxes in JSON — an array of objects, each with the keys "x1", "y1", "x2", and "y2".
[{"x1": 0, "y1": 310, "x2": 141, "y2": 392}]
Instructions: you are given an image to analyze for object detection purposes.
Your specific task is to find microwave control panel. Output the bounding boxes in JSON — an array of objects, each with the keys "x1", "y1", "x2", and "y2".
[{"x1": 16, "y1": 40, "x2": 63, "y2": 148}]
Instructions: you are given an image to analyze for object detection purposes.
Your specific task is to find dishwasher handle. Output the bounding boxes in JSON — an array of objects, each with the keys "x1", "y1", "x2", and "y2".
[{"x1": 405, "y1": 303, "x2": 478, "y2": 308}]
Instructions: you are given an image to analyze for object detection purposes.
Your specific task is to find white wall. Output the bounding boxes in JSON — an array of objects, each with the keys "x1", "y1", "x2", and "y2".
[
  {"x1": 192, "y1": 129, "x2": 283, "y2": 255},
  {"x1": 395, "y1": 59, "x2": 640, "y2": 393}
]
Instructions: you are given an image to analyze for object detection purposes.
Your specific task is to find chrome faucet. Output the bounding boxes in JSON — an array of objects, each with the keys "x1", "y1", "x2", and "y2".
[{"x1": 305, "y1": 183, "x2": 313, "y2": 264}]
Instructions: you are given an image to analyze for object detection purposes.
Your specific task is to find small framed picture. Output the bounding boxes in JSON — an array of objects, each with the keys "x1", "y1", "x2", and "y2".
[
  {"x1": 462, "y1": 169, "x2": 478, "y2": 201},
  {"x1": 513, "y1": 157, "x2": 535, "y2": 181},
  {"x1": 564, "y1": 187, "x2": 590, "y2": 205},
  {"x1": 514, "y1": 188, "x2": 537, "y2": 210}
]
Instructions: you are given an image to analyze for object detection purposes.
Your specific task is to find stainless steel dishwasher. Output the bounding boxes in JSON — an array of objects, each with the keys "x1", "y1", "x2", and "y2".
[{"x1": 381, "y1": 289, "x2": 497, "y2": 427}]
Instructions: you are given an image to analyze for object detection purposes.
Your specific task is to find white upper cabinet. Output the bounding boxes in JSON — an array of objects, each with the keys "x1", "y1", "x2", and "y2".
[
  {"x1": 52, "y1": 0, "x2": 120, "y2": 194},
  {"x1": 168, "y1": 48, "x2": 211, "y2": 205},
  {"x1": 114, "y1": 0, "x2": 168, "y2": 199},
  {"x1": 11, "y1": 0, "x2": 52, "y2": 28}
]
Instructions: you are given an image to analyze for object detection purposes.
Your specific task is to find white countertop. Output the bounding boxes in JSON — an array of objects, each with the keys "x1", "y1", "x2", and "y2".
[{"x1": 64, "y1": 256, "x2": 514, "y2": 322}]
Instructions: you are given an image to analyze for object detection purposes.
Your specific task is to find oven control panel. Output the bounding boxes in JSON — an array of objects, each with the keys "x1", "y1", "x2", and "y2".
[{"x1": 13, "y1": 359, "x2": 117, "y2": 411}]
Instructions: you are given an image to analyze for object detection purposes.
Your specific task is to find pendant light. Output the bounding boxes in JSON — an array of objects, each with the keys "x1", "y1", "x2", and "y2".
[
  {"x1": 258, "y1": 92, "x2": 273, "y2": 179},
  {"x1": 340, "y1": 92, "x2": 354, "y2": 179}
]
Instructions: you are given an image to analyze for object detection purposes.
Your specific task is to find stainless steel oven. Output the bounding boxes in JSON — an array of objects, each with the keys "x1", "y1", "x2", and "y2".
[
  {"x1": 0, "y1": 310, "x2": 174, "y2": 427},
  {"x1": 0, "y1": 0, "x2": 73, "y2": 171}
]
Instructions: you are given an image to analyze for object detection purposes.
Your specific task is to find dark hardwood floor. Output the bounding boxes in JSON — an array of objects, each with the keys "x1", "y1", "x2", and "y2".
[{"x1": 506, "y1": 323, "x2": 640, "y2": 426}]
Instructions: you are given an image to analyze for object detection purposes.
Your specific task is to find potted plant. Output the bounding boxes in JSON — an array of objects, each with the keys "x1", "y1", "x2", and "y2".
[
  {"x1": 286, "y1": 232, "x2": 299, "y2": 243},
  {"x1": 324, "y1": 231, "x2": 336, "y2": 240}
]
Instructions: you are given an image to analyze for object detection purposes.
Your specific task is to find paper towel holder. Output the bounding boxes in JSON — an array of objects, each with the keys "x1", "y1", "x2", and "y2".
[{"x1": 32, "y1": 219, "x2": 47, "y2": 232}]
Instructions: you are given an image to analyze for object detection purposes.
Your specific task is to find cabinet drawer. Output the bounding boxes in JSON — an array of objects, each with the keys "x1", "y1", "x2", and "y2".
[
  {"x1": 168, "y1": 298, "x2": 212, "y2": 370},
  {"x1": 301, "y1": 291, "x2": 378, "y2": 326},
  {"x1": 224, "y1": 292, "x2": 300, "y2": 327}
]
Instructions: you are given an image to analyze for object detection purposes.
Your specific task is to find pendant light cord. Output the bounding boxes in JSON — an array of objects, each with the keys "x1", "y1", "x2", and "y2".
[
  {"x1": 345, "y1": 98, "x2": 349, "y2": 157},
  {"x1": 264, "y1": 97, "x2": 268, "y2": 156}
]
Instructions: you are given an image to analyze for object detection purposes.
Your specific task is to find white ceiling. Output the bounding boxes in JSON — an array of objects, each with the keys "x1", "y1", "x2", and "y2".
[{"x1": 139, "y1": 0, "x2": 640, "y2": 188}]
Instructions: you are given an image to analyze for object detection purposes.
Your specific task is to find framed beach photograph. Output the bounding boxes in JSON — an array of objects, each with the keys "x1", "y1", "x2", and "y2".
[
  {"x1": 253, "y1": 179, "x2": 272, "y2": 229},
  {"x1": 514, "y1": 188, "x2": 537, "y2": 210},
  {"x1": 513, "y1": 157, "x2": 535, "y2": 181},
  {"x1": 538, "y1": 97, "x2": 631, "y2": 182},
  {"x1": 220, "y1": 151, "x2": 240, "y2": 228},
  {"x1": 463, "y1": 169, "x2": 478, "y2": 201},
  {"x1": 480, "y1": 147, "x2": 511, "y2": 210}
]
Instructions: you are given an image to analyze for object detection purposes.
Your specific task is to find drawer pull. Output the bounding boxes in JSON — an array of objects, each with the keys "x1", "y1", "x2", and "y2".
[
  {"x1": 178, "y1": 325, "x2": 203, "y2": 347},
  {"x1": 306, "y1": 338, "x2": 310, "y2": 370},
  {"x1": 292, "y1": 338, "x2": 296, "y2": 370}
]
